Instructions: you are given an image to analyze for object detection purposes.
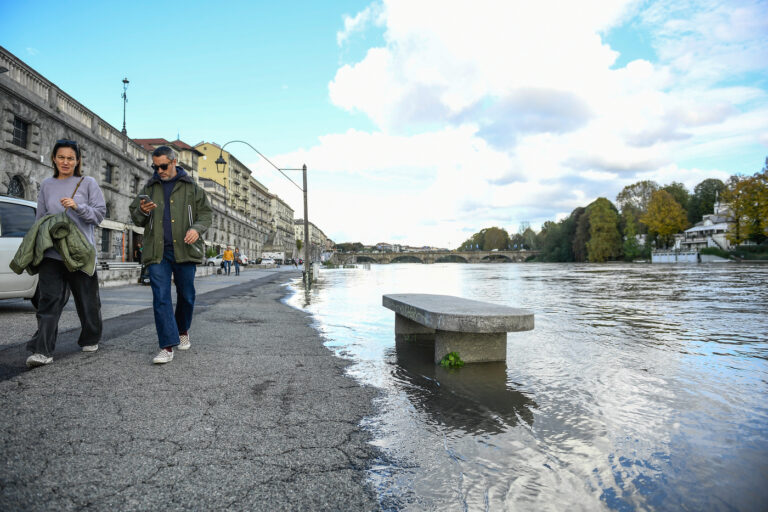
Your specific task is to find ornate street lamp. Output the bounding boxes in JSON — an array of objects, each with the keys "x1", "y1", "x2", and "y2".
[
  {"x1": 121, "y1": 77, "x2": 129, "y2": 135},
  {"x1": 214, "y1": 141, "x2": 311, "y2": 283}
]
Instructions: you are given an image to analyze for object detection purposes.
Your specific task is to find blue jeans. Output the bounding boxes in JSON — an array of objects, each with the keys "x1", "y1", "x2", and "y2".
[
  {"x1": 148, "y1": 248, "x2": 197, "y2": 349},
  {"x1": 234, "y1": 261, "x2": 240, "y2": 275},
  {"x1": 224, "y1": 260, "x2": 232, "y2": 275}
]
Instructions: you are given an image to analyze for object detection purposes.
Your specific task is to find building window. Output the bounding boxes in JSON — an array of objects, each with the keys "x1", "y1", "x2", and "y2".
[
  {"x1": 7, "y1": 176, "x2": 25, "y2": 198},
  {"x1": 131, "y1": 176, "x2": 140, "y2": 194},
  {"x1": 12, "y1": 117, "x2": 29, "y2": 148},
  {"x1": 104, "y1": 162, "x2": 115, "y2": 184},
  {"x1": 101, "y1": 229, "x2": 111, "y2": 254},
  {"x1": 104, "y1": 203, "x2": 112, "y2": 219}
]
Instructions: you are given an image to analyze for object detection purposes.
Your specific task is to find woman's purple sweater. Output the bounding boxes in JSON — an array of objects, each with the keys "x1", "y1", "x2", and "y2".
[{"x1": 36, "y1": 175, "x2": 107, "y2": 262}]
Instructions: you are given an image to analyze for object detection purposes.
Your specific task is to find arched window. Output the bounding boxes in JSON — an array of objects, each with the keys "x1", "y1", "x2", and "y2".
[{"x1": 7, "y1": 176, "x2": 25, "y2": 198}]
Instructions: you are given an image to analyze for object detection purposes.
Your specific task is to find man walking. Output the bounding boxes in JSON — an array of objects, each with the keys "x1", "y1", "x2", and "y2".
[
  {"x1": 129, "y1": 146, "x2": 211, "y2": 364},
  {"x1": 223, "y1": 246, "x2": 234, "y2": 276}
]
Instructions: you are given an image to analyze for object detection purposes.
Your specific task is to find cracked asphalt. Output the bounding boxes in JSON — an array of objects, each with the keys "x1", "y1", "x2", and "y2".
[{"x1": 0, "y1": 268, "x2": 380, "y2": 511}]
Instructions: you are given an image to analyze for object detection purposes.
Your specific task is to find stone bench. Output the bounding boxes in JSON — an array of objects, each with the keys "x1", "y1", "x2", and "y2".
[{"x1": 382, "y1": 293, "x2": 534, "y2": 364}]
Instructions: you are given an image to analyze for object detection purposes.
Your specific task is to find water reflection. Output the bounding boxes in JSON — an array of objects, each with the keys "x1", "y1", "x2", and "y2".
[{"x1": 392, "y1": 337, "x2": 535, "y2": 434}]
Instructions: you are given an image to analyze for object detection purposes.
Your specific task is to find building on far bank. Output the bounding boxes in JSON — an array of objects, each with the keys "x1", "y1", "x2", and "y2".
[{"x1": 680, "y1": 200, "x2": 733, "y2": 251}]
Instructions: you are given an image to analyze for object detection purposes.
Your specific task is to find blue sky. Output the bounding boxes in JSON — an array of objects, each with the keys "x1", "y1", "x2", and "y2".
[{"x1": 2, "y1": 0, "x2": 767, "y2": 247}]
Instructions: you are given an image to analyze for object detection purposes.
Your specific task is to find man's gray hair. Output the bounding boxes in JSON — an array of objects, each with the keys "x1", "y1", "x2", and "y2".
[{"x1": 152, "y1": 145, "x2": 177, "y2": 161}]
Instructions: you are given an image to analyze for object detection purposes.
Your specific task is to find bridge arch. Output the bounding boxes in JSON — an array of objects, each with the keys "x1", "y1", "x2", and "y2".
[
  {"x1": 391, "y1": 255, "x2": 424, "y2": 264},
  {"x1": 435, "y1": 255, "x2": 468, "y2": 263},
  {"x1": 356, "y1": 256, "x2": 379, "y2": 263},
  {"x1": 481, "y1": 254, "x2": 514, "y2": 262}
]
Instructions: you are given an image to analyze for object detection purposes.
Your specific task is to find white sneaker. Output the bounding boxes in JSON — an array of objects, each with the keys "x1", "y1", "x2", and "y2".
[
  {"x1": 82, "y1": 344, "x2": 99, "y2": 352},
  {"x1": 26, "y1": 353, "x2": 53, "y2": 368},
  {"x1": 152, "y1": 349, "x2": 174, "y2": 364},
  {"x1": 178, "y1": 333, "x2": 191, "y2": 350}
]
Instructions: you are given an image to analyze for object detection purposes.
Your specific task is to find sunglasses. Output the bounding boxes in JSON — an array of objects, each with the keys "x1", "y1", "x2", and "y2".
[
  {"x1": 56, "y1": 138, "x2": 78, "y2": 147},
  {"x1": 151, "y1": 163, "x2": 172, "y2": 171}
]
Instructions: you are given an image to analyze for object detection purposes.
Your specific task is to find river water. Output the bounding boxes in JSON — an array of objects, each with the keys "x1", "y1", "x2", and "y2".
[{"x1": 286, "y1": 262, "x2": 768, "y2": 511}]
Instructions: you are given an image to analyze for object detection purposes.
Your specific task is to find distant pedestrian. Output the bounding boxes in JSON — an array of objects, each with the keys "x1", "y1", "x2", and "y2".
[
  {"x1": 23, "y1": 139, "x2": 106, "y2": 368},
  {"x1": 129, "y1": 146, "x2": 211, "y2": 364},
  {"x1": 234, "y1": 247, "x2": 242, "y2": 276},
  {"x1": 293, "y1": 259, "x2": 298, "y2": 268},
  {"x1": 223, "y1": 246, "x2": 234, "y2": 276}
]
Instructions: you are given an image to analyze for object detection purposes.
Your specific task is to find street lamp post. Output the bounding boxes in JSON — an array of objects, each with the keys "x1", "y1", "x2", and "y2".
[
  {"x1": 214, "y1": 141, "x2": 311, "y2": 284},
  {"x1": 121, "y1": 77, "x2": 129, "y2": 135}
]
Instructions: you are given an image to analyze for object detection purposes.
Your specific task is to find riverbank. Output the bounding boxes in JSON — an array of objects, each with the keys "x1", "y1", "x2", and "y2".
[{"x1": 0, "y1": 269, "x2": 380, "y2": 510}]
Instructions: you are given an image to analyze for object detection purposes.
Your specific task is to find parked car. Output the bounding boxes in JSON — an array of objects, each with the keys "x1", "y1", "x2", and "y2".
[
  {"x1": 207, "y1": 253, "x2": 224, "y2": 267},
  {"x1": 260, "y1": 258, "x2": 276, "y2": 265},
  {"x1": 0, "y1": 195, "x2": 39, "y2": 299},
  {"x1": 207, "y1": 253, "x2": 249, "y2": 267}
]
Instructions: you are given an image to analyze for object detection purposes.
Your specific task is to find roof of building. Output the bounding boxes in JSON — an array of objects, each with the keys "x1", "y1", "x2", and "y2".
[
  {"x1": 132, "y1": 138, "x2": 169, "y2": 152},
  {"x1": 171, "y1": 139, "x2": 204, "y2": 156},
  {"x1": 685, "y1": 222, "x2": 730, "y2": 233}
]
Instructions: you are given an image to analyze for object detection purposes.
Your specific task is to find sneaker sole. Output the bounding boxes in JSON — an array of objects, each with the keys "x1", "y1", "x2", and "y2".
[
  {"x1": 82, "y1": 345, "x2": 99, "y2": 352},
  {"x1": 26, "y1": 359, "x2": 53, "y2": 368},
  {"x1": 178, "y1": 344, "x2": 191, "y2": 351}
]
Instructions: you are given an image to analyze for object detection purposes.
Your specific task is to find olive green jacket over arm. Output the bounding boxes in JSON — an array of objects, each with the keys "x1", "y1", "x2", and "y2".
[
  {"x1": 128, "y1": 172, "x2": 212, "y2": 265},
  {"x1": 9, "y1": 213, "x2": 96, "y2": 276}
]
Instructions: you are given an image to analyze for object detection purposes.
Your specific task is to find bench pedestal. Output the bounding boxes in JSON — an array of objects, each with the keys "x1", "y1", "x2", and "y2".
[
  {"x1": 434, "y1": 331, "x2": 506, "y2": 364},
  {"x1": 395, "y1": 313, "x2": 507, "y2": 363}
]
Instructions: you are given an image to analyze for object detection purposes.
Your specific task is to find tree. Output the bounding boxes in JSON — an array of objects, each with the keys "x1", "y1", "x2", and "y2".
[
  {"x1": 662, "y1": 182, "x2": 690, "y2": 216},
  {"x1": 616, "y1": 180, "x2": 660, "y2": 233},
  {"x1": 689, "y1": 178, "x2": 726, "y2": 225},
  {"x1": 296, "y1": 239, "x2": 303, "y2": 252},
  {"x1": 537, "y1": 218, "x2": 574, "y2": 262},
  {"x1": 641, "y1": 190, "x2": 688, "y2": 248},
  {"x1": 458, "y1": 227, "x2": 511, "y2": 251},
  {"x1": 586, "y1": 198, "x2": 622, "y2": 262},
  {"x1": 724, "y1": 162, "x2": 768, "y2": 244},
  {"x1": 621, "y1": 211, "x2": 643, "y2": 261},
  {"x1": 571, "y1": 207, "x2": 589, "y2": 262},
  {"x1": 334, "y1": 242, "x2": 364, "y2": 253}
]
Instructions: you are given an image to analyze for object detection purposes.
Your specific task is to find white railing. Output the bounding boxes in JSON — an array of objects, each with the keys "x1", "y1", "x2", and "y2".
[
  {"x1": 98, "y1": 121, "x2": 122, "y2": 148},
  {"x1": 0, "y1": 52, "x2": 50, "y2": 101},
  {"x1": 56, "y1": 94, "x2": 93, "y2": 128}
]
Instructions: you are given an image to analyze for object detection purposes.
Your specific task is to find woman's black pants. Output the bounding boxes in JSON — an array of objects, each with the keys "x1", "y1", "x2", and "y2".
[{"x1": 26, "y1": 258, "x2": 102, "y2": 356}]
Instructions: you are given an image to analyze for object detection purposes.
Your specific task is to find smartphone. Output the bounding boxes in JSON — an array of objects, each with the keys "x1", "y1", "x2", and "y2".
[{"x1": 138, "y1": 194, "x2": 151, "y2": 202}]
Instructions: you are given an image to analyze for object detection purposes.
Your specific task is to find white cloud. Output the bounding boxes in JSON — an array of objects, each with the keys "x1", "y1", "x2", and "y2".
[
  {"x1": 337, "y1": 3, "x2": 384, "y2": 46},
  {"x1": 317, "y1": 0, "x2": 768, "y2": 246}
]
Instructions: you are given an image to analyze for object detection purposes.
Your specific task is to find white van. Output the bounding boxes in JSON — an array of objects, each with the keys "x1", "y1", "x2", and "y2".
[{"x1": 0, "y1": 196, "x2": 38, "y2": 299}]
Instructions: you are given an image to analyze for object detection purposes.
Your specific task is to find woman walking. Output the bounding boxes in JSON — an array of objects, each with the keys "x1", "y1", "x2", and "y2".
[
  {"x1": 234, "y1": 247, "x2": 241, "y2": 276},
  {"x1": 26, "y1": 139, "x2": 107, "y2": 368}
]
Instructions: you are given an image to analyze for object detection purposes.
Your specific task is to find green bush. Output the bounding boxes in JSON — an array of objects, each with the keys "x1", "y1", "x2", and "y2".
[
  {"x1": 700, "y1": 247, "x2": 731, "y2": 259},
  {"x1": 440, "y1": 351, "x2": 465, "y2": 368},
  {"x1": 732, "y1": 245, "x2": 768, "y2": 260}
]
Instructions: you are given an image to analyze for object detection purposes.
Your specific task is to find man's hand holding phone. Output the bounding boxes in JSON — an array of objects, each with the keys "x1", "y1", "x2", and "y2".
[{"x1": 138, "y1": 194, "x2": 156, "y2": 214}]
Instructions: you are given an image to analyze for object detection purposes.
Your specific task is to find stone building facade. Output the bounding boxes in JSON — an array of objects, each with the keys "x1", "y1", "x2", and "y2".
[
  {"x1": 294, "y1": 219, "x2": 329, "y2": 262},
  {"x1": 1, "y1": 45, "x2": 325, "y2": 263},
  {"x1": 1, "y1": 45, "x2": 152, "y2": 261}
]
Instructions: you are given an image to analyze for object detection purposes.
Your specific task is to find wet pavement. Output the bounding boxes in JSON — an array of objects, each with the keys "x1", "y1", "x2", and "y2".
[{"x1": 0, "y1": 267, "x2": 380, "y2": 511}]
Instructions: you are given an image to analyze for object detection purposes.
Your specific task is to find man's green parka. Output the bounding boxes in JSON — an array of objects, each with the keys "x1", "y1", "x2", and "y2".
[{"x1": 129, "y1": 171, "x2": 212, "y2": 265}]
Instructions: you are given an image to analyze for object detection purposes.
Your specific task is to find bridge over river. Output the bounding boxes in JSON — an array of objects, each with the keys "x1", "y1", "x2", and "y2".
[{"x1": 330, "y1": 250, "x2": 539, "y2": 265}]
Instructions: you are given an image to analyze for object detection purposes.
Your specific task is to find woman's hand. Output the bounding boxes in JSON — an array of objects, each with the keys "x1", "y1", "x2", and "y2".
[{"x1": 60, "y1": 198, "x2": 78, "y2": 210}]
